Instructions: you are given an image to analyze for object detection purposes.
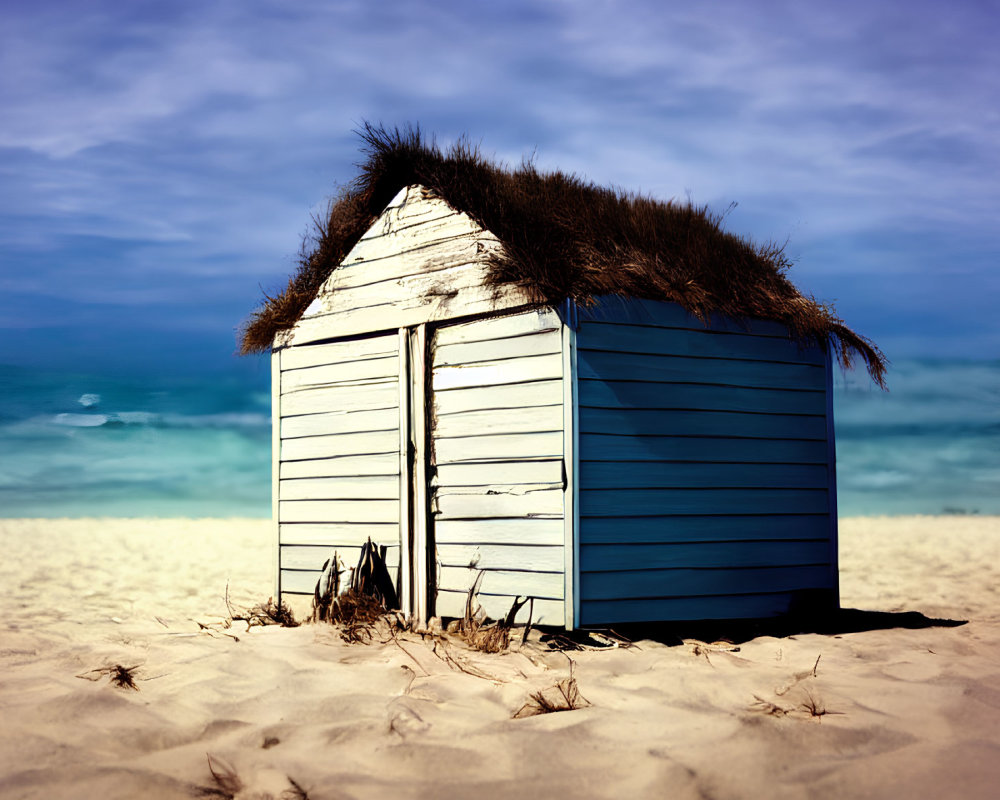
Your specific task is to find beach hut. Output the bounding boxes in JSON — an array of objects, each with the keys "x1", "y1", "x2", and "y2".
[{"x1": 241, "y1": 125, "x2": 885, "y2": 629}]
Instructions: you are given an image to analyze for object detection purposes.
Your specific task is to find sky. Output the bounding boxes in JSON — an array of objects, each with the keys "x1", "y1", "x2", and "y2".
[{"x1": 1, "y1": 0, "x2": 997, "y2": 380}]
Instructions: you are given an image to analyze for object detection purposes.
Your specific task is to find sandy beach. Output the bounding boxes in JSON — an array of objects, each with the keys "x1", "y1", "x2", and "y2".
[{"x1": 2, "y1": 516, "x2": 999, "y2": 799}]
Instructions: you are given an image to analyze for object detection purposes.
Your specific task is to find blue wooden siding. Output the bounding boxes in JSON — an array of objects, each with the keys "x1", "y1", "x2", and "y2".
[{"x1": 575, "y1": 298, "x2": 837, "y2": 624}]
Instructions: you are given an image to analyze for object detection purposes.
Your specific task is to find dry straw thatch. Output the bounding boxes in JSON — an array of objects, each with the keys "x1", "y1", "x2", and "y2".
[{"x1": 240, "y1": 123, "x2": 886, "y2": 386}]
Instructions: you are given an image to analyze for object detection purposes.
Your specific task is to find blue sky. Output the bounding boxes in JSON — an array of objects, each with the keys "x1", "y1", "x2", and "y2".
[{"x1": 2, "y1": 0, "x2": 997, "y2": 378}]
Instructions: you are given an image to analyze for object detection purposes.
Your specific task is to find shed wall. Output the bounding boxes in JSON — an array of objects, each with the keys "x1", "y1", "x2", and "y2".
[
  {"x1": 277, "y1": 331, "x2": 402, "y2": 597},
  {"x1": 429, "y1": 309, "x2": 566, "y2": 625},
  {"x1": 575, "y1": 298, "x2": 837, "y2": 624},
  {"x1": 285, "y1": 186, "x2": 534, "y2": 347}
]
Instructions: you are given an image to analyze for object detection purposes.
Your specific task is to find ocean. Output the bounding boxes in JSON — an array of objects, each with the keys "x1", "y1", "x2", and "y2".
[{"x1": 0, "y1": 359, "x2": 996, "y2": 518}]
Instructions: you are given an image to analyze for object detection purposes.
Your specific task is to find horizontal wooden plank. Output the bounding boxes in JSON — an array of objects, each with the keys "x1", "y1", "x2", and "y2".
[
  {"x1": 577, "y1": 321, "x2": 826, "y2": 365},
  {"x1": 577, "y1": 296, "x2": 797, "y2": 339},
  {"x1": 281, "y1": 430, "x2": 399, "y2": 461},
  {"x1": 434, "y1": 308, "x2": 562, "y2": 346},
  {"x1": 579, "y1": 461, "x2": 829, "y2": 490},
  {"x1": 579, "y1": 592, "x2": 801, "y2": 624},
  {"x1": 434, "y1": 518, "x2": 566, "y2": 546},
  {"x1": 438, "y1": 566, "x2": 564, "y2": 599},
  {"x1": 281, "y1": 544, "x2": 400, "y2": 572},
  {"x1": 433, "y1": 330, "x2": 561, "y2": 367},
  {"x1": 280, "y1": 476, "x2": 400, "y2": 501},
  {"x1": 305, "y1": 255, "x2": 494, "y2": 319},
  {"x1": 434, "y1": 432, "x2": 564, "y2": 463},
  {"x1": 433, "y1": 405, "x2": 563, "y2": 438},
  {"x1": 358, "y1": 206, "x2": 458, "y2": 242},
  {"x1": 433, "y1": 380, "x2": 563, "y2": 415},
  {"x1": 281, "y1": 355, "x2": 399, "y2": 392},
  {"x1": 281, "y1": 407, "x2": 399, "y2": 439},
  {"x1": 280, "y1": 381, "x2": 398, "y2": 416},
  {"x1": 580, "y1": 539, "x2": 831, "y2": 572},
  {"x1": 434, "y1": 460, "x2": 564, "y2": 488},
  {"x1": 580, "y1": 564, "x2": 834, "y2": 601},
  {"x1": 435, "y1": 590, "x2": 563, "y2": 625},
  {"x1": 279, "y1": 522, "x2": 399, "y2": 546},
  {"x1": 280, "y1": 454, "x2": 399, "y2": 479},
  {"x1": 279, "y1": 335, "x2": 398, "y2": 371},
  {"x1": 580, "y1": 488, "x2": 829, "y2": 517},
  {"x1": 432, "y1": 459, "x2": 563, "y2": 489},
  {"x1": 579, "y1": 407, "x2": 827, "y2": 440},
  {"x1": 347, "y1": 216, "x2": 486, "y2": 267},
  {"x1": 578, "y1": 379, "x2": 826, "y2": 415},
  {"x1": 579, "y1": 514, "x2": 831, "y2": 545},
  {"x1": 577, "y1": 351, "x2": 826, "y2": 391},
  {"x1": 434, "y1": 488, "x2": 564, "y2": 520},
  {"x1": 286, "y1": 282, "x2": 535, "y2": 347},
  {"x1": 279, "y1": 499, "x2": 400, "y2": 524},
  {"x1": 432, "y1": 352, "x2": 564, "y2": 391},
  {"x1": 339, "y1": 219, "x2": 489, "y2": 277},
  {"x1": 437, "y1": 544, "x2": 564, "y2": 572},
  {"x1": 281, "y1": 562, "x2": 402, "y2": 597},
  {"x1": 579, "y1": 434, "x2": 828, "y2": 464}
]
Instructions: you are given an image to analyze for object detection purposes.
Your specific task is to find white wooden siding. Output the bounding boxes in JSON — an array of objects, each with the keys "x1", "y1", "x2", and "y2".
[
  {"x1": 283, "y1": 186, "x2": 537, "y2": 347},
  {"x1": 429, "y1": 310, "x2": 566, "y2": 625},
  {"x1": 278, "y1": 330, "x2": 402, "y2": 595}
]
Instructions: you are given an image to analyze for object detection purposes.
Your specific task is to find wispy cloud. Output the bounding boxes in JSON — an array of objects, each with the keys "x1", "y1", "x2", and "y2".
[{"x1": 0, "y1": 0, "x2": 997, "y2": 369}]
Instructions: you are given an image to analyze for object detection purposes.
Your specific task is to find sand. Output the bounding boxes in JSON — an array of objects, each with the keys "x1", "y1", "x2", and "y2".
[{"x1": 2, "y1": 516, "x2": 999, "y2": 799}]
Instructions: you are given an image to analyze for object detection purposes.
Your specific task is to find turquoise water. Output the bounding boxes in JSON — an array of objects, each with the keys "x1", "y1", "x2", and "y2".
[{"x1": 0, "y1": 360, "x2": 996, "y2": 518}]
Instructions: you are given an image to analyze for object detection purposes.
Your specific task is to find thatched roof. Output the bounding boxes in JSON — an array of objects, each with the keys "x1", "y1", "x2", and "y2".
[{"x1": 240, "y1": 124, "x2": 886, "y2": 387}]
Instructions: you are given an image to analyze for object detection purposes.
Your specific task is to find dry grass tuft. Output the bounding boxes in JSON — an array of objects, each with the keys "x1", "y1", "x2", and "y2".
[
  {"x1": 77, "y1": 663, "x2": 141, "y2": 690},
  {"x1": 513, "y1": 661, "x2": 591, "y2": 718},
  {"x1": 194, "y1": 755, "x2": 310, "y2": 799},
  {"x1": 452, "y1": 571, "x2": 533, "y2": 653},
  {"x1": 240, "y1": 122, "x2": 886, "y2": 388},
  {"x1": 194, "y1": 755, "x2": 242, "y2": 799},
  {"x1": 231, "y1": 596, "x2": 299, "y2": 629},
  {"x1": 311, "y1": 542, "x2": 398, "y2": 643}
]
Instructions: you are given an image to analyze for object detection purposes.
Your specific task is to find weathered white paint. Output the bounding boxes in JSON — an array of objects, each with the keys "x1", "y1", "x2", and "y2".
[
  {"x1": 437, "y1": 567, "x2": 563, "y2": 599},
  {"x1": 561, "y1": 313, "x2": 579, "y2": 630},
  {"x1": 434, "y1": 487, "x2": 565, "y2": 520},
  {"x1": 280, "y1": 430, "x2": 400, "y2": 462},
  {"x1": 434, "y1": 307, "x2": 562, "y2": 346},
  {"x1": 434, "y1": 518, "x2": 565, "y2": 546},
  {"x1": 433, "y1": 431, "x2": 564, "y2": 464},
  {"x1": 279, "y1": 453, "x2": 399, "y2": 479},
  {"x1": 271, "y1": 349, "x2": 281, "y2": 603},
  {"x1": 409, "y1": 324, "x2": 429, "y2": 622},
  {"x1": 281, "y1": 336, "x2": 397, "y2": 371},
  {"x1": 280, "y1": 355, "x2": 399, "y2": 391},
  {"x1": 435, "y1": 591, "x2": 562, "y2": 626},
  {"x1": 432, "y1": 380, "x2": 563, "y2": 415},
  {"x1": 431, "y1": 352, "x2": 563, "y2": 391},
  {"x1": 437, "y1": 544, "x2": 564, "y2": 572},
  {"x1": 428, "y1": 310, "x2": 566, "y2": 621},
  {"x1": 398, "y1": 327, "x2": 412, "y2": 617},
  {"x1": 281, "y1": 407, "x2": 399, "y2": 439},
  {"x1": 279, "y1": 475, "x2": 399, "y2": 500},
  {"x1": 434, "y1": 460, "x2": 563, "y2": 487},
  {"x1": 277, "y1": 330, "x2": 402, "y2": 602},
  {"x1": 279, "y1": 499, "x2": 400, "y2": 524},
  {"x1": 280, "y1": 522, "x2": 397, "y2": 547},
  {"x1": 279, "y1": 381, "x2": 398, "y2": 416},
  {"x1": 281, "y1": 187, "x2": 536, "y2": 348},
  {"x1": 433, "y1": 331, "x2": 562, "y2": 367},
  {"x1": 433, "y1": 405, "x2": 563, "y2": 438}
]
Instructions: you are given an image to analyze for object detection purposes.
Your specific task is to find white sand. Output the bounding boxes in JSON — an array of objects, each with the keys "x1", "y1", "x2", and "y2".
[{"x1": 2, "y1": 516, "x2": 999, "y2": 799}]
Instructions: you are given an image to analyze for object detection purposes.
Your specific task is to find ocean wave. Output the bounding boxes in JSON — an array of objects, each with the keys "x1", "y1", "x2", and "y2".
[{"x1": 35, "y1": 411, "x2": 269, "y2": 430}]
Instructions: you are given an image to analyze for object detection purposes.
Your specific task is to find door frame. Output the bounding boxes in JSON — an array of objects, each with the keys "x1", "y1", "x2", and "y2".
[{"x1": 399, "y1": 324, "x2": 431, "y2": 623}]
